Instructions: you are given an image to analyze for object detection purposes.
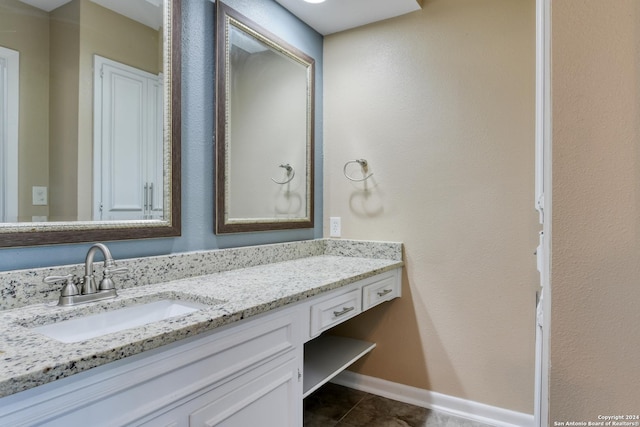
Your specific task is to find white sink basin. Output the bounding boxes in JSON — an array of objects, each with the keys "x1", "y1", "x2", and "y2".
[{"x1": 32, "y1": 300, "x2": 208, "y2": 343}]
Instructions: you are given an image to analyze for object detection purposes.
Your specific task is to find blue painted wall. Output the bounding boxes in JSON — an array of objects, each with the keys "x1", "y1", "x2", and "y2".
[{"x1": 0, "y1": 0, "x2": 323, "y2": 272}]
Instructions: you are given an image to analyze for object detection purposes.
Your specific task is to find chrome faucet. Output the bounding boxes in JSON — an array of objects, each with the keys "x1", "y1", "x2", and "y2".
[
  {"x1": 44, "y1": 243, "x2": 128, "y2": 306},
  {"x1": 83, "y1": 243, "x2": 123, "y2": 294}
]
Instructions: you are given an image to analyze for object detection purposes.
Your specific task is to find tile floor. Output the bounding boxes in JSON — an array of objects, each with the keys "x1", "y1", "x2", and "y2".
[{"x1": 303, "y1": 383, "x2": 493, "y2": 427}]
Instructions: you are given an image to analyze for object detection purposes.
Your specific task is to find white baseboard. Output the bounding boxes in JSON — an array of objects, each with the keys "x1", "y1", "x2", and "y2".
[{"x1": 331, "y1": 371, "x2": 534, "y2": 427}]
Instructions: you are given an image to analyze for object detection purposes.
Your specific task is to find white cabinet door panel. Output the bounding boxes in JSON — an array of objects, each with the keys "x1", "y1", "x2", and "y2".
[
  {"x1": 105, "y1": 69, "x2": 146, "y2": 217},
  {"x1": 94, "y1": 56, "x2": 163, "y2": 220},
  {"x1": 189, "y1": 357, "x2": 299, "y2": 427}
]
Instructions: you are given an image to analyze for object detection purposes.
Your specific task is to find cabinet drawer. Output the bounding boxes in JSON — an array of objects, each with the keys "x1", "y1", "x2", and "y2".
[
  {"x1": 362, "y1": 272, "x2": 399, "y2": 310},
  {"x1": 310, "y1": 289, "x2": 361, "y2": 337}
]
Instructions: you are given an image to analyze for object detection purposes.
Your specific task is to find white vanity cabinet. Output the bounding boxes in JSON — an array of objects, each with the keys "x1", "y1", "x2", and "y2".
[
  {"x1": 136, "y1": 310, "x2": 303, "y2": 427},
  {"x1": 0, "y1": 310, "x2": 303, "y2": 427},
  {"x1": 0, "y1": 268, "x2": 401, "y2": 427},
  {"x1": 139, "y1": 350, "x2": 300, "y2": 427}
]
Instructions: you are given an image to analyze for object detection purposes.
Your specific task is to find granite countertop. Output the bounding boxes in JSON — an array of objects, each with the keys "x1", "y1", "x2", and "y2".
[{"x1": 0, "y1": 253, "x2": 402, "y2": 398}]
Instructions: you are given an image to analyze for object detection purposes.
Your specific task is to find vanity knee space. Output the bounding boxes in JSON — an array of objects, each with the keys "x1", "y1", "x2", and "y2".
[{"x1": 302, "y1": 269, "x2": 401, "y2": 399}]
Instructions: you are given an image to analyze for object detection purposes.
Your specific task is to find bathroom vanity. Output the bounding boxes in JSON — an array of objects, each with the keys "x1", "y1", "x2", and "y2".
[{"x1": 0, "y1": 239, "x2": 402, "y2": 426}]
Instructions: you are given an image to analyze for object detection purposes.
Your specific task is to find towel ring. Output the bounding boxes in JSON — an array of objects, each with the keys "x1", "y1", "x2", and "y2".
[
  {"x1": 343, "y1": 159, "x2": 373, "y2": 182},
  {"x1": 271, "y1": 163, "x2": 295, "y2": 184}
]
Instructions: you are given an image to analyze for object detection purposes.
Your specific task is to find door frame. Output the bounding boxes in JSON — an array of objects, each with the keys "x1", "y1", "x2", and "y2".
[
  {"x1": 534, "y1": 0, "x2": 552, "y2": 425},
  {"x1": 0, "y1": 46, "x2": 19, "y2": 223}
]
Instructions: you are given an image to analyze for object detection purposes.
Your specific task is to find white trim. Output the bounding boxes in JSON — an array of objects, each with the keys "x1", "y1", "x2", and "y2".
[
  {"x1": 535, "y1": 0, "x2": 552, "y2": 426},
  {"x1": 534, "y1": 0, "x2": 545, "y2": 225},
  {"x1": 331, "y1": 371, "x2": 534, "y2": 427},
  {"x1": 0, "y1": 46, "x2": 19, "y2": 223}
]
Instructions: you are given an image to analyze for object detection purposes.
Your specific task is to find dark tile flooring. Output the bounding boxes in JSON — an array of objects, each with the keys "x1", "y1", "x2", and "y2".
[{"x1": 304, "y1": 383, "x2": 493, "y2": 427}]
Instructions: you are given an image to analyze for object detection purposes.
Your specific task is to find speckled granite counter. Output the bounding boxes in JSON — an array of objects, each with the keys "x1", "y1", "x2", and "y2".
[{"x1": 0, "y1": 239, "x2": 403, "y2": 398}]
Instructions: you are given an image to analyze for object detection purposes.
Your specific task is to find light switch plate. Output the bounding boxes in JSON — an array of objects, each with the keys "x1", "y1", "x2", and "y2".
[{"x1": 32, "y1": 186, "x2": 48, "y2": 206}]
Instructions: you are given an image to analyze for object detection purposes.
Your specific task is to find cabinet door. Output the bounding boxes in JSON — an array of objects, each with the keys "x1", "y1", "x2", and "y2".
[
  {"x1": 189, "y1": 357, "x2": 300, "y2": 427},
  {"x1": 93, "y1": 55, "x2": 163, "y2": 220}
]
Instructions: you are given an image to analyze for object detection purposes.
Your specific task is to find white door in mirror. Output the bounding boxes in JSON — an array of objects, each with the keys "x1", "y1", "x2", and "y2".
[{"x1": 93, "y1": 55, "x2": 164, "y2": 221}]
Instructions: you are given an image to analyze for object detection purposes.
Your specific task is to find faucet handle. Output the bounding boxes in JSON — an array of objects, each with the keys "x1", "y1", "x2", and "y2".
[
  {"x1": 99, "y1": 266, "x2": 128, "y2": 291},
  {"x1": 105, "y1": 266, "x2": 128, "y2": 276},
  {"x1": 44, "y1": 274, "x2": 80, "y2": 297}
]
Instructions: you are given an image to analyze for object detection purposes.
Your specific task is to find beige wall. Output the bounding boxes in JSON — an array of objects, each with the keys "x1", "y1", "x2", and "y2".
[
  {"x1": 324, "y1": 0, "x2": 537, "y2": 414},
  {"x1": 550, "y1": 0, "x2": 640, "y2": 421},
  {"x1": 49, "y1": 1, "x2": 80, "y2": 221},
  {"x1": 0, "y1": 0, "x2": 50, "y2": 221}
]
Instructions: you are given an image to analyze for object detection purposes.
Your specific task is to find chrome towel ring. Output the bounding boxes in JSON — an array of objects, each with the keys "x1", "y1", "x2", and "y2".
[
  {"x1": 343, "y1": 159, "x2": 373, "y2": 182},
  {"x1": 271, "y1": 163, "x2": 295, "y2": 184}
]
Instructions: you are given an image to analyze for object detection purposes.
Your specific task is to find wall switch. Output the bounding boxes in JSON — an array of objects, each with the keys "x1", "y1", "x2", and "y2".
[
  {"x1": 32, "y1": 186, "x2": 48, "y2": 206},
  {"x1": 329, "y1": 217, "x2": 341, "y2": 238}
]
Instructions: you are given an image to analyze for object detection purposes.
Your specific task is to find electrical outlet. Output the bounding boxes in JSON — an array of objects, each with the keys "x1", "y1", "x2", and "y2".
[{"x1": 329, "y1": 217, "x2": 341, "y2": 238}]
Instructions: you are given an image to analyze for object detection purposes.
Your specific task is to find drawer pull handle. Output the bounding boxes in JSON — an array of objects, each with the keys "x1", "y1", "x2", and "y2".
[
  {"x1": 333, "y1": 306, "x2": 355, "y2": 317},
  {"x1": 377, "y1": 289, "x2": 393, "y2": 297}
]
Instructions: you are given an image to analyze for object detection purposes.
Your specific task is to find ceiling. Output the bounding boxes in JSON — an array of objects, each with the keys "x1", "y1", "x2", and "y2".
[
  {"x1": 274, "y1": 0, "x2": 422, "y2": 35},
  {"x1": 18, "y1": 0, "x2": 421, "y2": 36},
  {"x1": 18, "y1": 0, "x2": 70, "y2": 11},
  {"x1": 18, "y1": 0, "x2": 163, "y2": 30}
]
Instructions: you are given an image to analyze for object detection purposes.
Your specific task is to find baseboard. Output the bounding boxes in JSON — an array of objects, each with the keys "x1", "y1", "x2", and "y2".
[{"x1": 331, "y1": 371, "x2": 534, "y2": 427}]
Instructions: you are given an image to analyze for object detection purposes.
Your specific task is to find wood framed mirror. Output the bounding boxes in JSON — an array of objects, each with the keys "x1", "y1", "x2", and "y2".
[
  {"x1": 0, "y1": 0, "x2": 181, "y2": 247},
  {"x1": 215, "y1": 1, "x2": 314, "y2": 234}
]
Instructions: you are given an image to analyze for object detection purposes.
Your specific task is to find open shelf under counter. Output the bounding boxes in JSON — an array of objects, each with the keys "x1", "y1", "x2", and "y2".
[{"x1": 303, "y1": 335, "x2": 376, "y2": 398}]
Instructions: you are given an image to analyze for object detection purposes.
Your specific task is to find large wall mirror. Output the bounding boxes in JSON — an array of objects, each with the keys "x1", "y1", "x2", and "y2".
[
  {"x1": 0, "y1": 0, "x2": 181, "y2": 247},
  {"x1": 215, "y1": 2, "x2": 314, "y2": 234}
]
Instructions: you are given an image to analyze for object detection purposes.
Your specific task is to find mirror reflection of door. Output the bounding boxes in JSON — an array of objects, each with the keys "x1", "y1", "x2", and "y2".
[
  {"x1": 0, "y1": 46, "x2": 19, "y2": 223},
  {"x1": 93, "y1": 55, "x2": 163, "y2": 221}
]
